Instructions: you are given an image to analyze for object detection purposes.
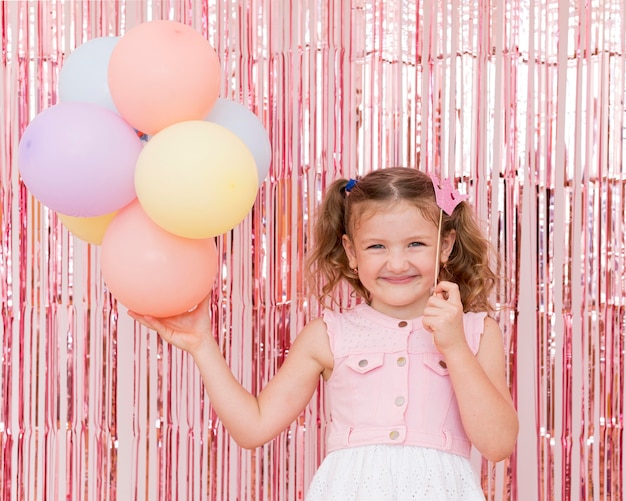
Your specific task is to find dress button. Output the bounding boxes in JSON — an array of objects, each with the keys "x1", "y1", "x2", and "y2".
[
  {"x1": 396, "y1": 356, "x2": 407, "y2": 367},
  {"x1": 394, "y1": 396, "x2": 405, "y2": 406},
  {"x1": 389, "y1": 430, "x2": 400, "y2": 440},
  {"x1": 439, "y1": 360, "x2": 447, "y2": 369},
  {"x1": 358, "y1": 359, "x2": 368, "y2": 368},
  {"x1": 398, "y1": 321, "x2": 408, "y2": 328}
]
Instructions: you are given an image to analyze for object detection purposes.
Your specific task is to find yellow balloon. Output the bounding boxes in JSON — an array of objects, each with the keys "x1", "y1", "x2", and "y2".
[
  {"x1": 135, "y1": 120, "x2": 258, "y2": 238},
  {"x1": 58, "y1": 211, "x2": 117, "y2": 244}
]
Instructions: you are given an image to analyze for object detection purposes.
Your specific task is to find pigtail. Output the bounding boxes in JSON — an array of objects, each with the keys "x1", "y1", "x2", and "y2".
[
  {"x1": 305, "y1": 179, "x2": 360, "y2": 305},
  {"x1": 443, "y1": 202, "x2": 500, "y2": 312}
]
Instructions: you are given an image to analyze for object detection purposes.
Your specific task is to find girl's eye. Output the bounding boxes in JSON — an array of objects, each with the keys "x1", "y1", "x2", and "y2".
[
  {"x1": 409, "y1": 241, "x2": 425, "y2": 247},
  {"x1": 367, "y1": 244, "x2": 384, "y2": 250}
]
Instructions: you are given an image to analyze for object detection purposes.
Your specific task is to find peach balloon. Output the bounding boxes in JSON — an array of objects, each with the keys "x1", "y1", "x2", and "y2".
[
  {"x1": 108, "y1": 20, "x2": 221, "y2": 135},
  {"x1": 58, "y1": 211, "x2": 117, "y2": 245},
  {"x1": 101, "y1": 200, "x2": 218, "y2": 317}
]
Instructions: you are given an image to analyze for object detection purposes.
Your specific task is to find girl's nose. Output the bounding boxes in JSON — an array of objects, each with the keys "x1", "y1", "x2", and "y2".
[{"x1": 387, "y1": 251, "x2": 410, "y2": 272}]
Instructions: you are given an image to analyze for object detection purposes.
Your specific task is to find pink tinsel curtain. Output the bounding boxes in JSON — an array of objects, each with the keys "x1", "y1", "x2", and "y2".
[{"x1": 1, "y1": 1, "x2": 624, "y2": 500}]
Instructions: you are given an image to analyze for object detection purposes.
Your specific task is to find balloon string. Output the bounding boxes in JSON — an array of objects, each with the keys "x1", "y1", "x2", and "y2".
[{"x1": 434, "y1": 209, "x2": 443, "y2": 290}]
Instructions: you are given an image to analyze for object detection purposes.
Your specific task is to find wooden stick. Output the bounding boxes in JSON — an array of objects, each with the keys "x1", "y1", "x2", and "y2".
[{"x1": 434, "y1": 209, "x2": 443, "y2": 290}]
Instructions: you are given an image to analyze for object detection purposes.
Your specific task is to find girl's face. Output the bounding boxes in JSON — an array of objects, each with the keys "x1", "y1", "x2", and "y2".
[{"x1": 342, "y1": 200, "x2": 455, "y2": 319}]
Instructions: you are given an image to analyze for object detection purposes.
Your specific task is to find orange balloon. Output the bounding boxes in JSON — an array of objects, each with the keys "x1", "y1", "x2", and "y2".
[
  {"x1": 108, "y1": 20, "x2": 221, "y2": 135},
  {"x1": 101, "y1": 200, "x2": 218, "y2": 317}
]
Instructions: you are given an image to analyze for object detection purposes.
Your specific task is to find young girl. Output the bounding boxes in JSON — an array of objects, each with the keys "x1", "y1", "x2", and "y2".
[{"x1": 129, "y1": 167, "x2": 518, "y2": 500}]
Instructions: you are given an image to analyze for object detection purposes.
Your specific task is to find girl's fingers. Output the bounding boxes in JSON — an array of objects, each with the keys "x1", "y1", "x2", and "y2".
[
  {"x1": 431, "y1": 280, "x2": 461, "y2": 304},
  {"x1": 426, "y1": 282, "x2": 463, "y2": 327},
  {"x1": 128, "y1": 311, "x2": 162, "y2": 331}
]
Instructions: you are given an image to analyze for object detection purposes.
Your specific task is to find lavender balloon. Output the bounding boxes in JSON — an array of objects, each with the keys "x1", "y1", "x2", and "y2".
[{"x1": 18, "y1": 102, "x2": 143, "y2": 216}]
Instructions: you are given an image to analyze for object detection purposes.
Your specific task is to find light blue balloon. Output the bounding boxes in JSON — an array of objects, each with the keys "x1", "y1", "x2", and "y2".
[
  {"x1": 205, "y1": 98, "x2": 272, "y2": 185},
  {"x1": 59, "y1": 36, "x2": 119, "y2": 113}
]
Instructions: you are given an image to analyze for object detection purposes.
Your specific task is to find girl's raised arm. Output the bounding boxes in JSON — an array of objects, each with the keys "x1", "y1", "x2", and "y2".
[
  {"x1": 445, "y1": 315, "x2": 518, "y2": 461},
  {"x1": 129, "y1": 298, "x2": 332, "y2": 449},
  {"x1": 424, "y1": 282, "x2": 518, "y2": 462}
]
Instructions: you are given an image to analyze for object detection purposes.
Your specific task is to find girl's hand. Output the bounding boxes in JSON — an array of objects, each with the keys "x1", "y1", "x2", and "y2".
[
  {"x1": 422, "y1": 280, "x2": 467, "y2": 354},
  {"x1": 128, "y1": 294, "x2": 214, "y2": 355}
]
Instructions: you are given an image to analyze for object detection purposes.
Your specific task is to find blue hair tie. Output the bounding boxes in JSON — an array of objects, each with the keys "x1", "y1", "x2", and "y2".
[{"x1": 345, "y1": 178, "x2": 358, "y2": 193}]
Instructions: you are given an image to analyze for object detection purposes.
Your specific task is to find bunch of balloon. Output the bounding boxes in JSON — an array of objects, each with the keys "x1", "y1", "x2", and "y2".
[{"x1": 17, "y1": 20, "x2": 272, "y2": 317}]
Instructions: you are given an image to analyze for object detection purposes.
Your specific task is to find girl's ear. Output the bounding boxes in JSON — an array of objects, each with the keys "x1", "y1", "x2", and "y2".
[
  {"x1": 440, "y1": 229, "x2": 457, "y2": 263},
  {"x1": 342, "y1": 234, "x2": 357, "y2": 269}
]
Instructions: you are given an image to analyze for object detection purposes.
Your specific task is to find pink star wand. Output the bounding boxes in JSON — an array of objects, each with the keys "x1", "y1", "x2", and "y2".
[{"x1": 430, "y1": 174, "x2": 468, "y2": 289}]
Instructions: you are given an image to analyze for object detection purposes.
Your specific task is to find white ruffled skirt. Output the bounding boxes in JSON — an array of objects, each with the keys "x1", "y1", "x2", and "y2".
[{"x1": 306, "y1": 445, "x2": 486, "y2": 501}]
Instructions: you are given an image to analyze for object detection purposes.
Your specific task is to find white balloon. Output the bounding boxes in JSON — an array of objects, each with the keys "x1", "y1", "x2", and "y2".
[
  {"x1": 205, "y1": 98, "x2": 272, "y2": 185},
  {"x1": 59, "y1": 36, "x2": 119, "y2": 113}
]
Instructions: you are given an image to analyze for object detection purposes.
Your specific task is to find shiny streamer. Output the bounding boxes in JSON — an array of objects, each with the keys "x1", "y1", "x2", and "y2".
[{"x1": 1, "y1": 1, "x2": 625, "y2": 500}]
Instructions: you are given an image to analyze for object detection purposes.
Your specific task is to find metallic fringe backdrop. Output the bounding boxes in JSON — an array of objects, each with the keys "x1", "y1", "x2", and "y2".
[{"x1": 1, "y1": 0, "x2": 625, "y2": 500}]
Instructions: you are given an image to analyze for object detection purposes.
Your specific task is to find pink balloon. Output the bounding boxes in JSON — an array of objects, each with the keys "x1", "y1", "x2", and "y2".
[
  {"x1": 101, "y1": 201, "x2": 218, "y2": 317},
  {"x1": 108, "y1": 20, "x2": 221, "y2": 135},
  {"x1": 18, "y1": 102, "x2": 142, "y2": 216}
]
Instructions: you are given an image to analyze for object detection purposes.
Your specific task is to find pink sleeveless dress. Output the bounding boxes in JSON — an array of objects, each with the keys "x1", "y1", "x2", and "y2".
[{"x1": 306, "y1": 304, "x2": 487, "y2": 500}]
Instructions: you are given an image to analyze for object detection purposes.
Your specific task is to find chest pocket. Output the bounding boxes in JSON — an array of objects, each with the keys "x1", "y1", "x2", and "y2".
[
  {"x1": 423, "y1": 352, "x2": 450, "y2": 376},
  {"x1": 344, "y1": 353, "x2": 385, "y2": 374}
]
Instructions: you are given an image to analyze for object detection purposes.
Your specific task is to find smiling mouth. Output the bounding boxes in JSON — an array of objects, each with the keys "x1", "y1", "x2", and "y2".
[{"x1": 381, "y1": 275, "x2": 417, "y2": 284}]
